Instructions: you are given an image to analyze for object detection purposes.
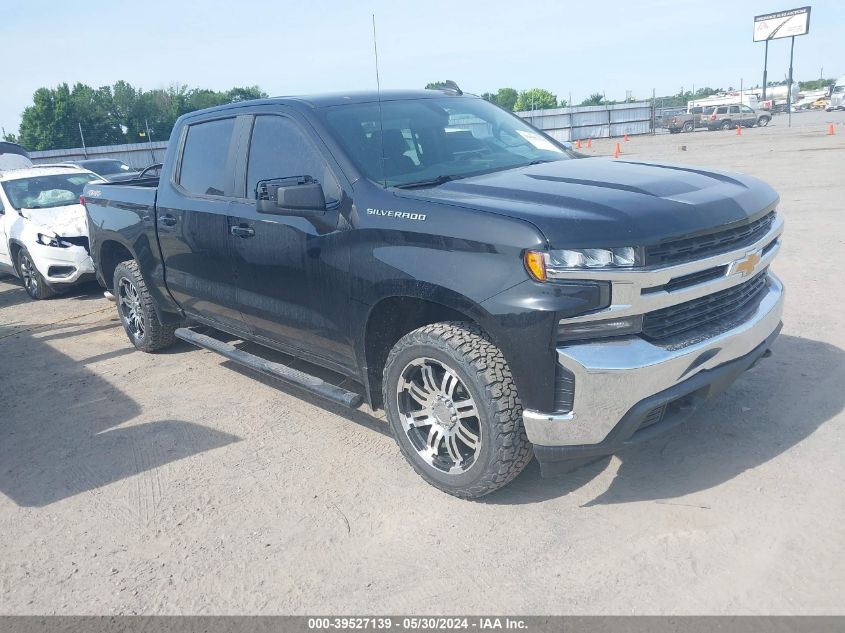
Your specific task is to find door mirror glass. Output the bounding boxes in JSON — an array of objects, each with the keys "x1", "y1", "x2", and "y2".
[{"x1": 256, "y1": 176, "x2": 326, "y2": 216}]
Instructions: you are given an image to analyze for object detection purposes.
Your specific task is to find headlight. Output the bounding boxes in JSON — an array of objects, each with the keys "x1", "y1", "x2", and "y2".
[
  {"x1": 524, "y1": 247, "x2": 641, "y2": 281},
  {"x1": 36, "y1": 233, "x2": 69, "y2": 248}
]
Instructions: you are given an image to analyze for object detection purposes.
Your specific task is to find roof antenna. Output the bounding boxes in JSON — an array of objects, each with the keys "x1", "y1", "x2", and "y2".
[
  {"x1": 443, "y1": 80, "x2": 463, "y2": 96},
  {"x1": 372, "y1": 14, "x2": 387, "y2": 188}
]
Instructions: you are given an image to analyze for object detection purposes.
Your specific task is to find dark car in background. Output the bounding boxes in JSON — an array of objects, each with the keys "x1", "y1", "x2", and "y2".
[{"x1": 71, "y1": 159, "x2": 140, "y2": 182}]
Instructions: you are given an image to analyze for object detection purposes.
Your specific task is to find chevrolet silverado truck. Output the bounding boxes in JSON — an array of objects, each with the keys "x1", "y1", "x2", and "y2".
[{"x1": 83, "y1": 87, "x2": 784, "y2": 498}]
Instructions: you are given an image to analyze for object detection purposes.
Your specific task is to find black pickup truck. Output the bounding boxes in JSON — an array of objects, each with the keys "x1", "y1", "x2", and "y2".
[{"x1": 84, "y1": 87, "x2": 784, "y2": 498}]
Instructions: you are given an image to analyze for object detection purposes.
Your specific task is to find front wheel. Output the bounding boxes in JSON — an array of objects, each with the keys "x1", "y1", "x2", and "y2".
[
  {"x1": 16, "y1": 247, "x2": 55, "y2": 300},
  {"x1": 113, "y1": 260, "x2": 176, "y2": 352},
  {"x1": 383, "y1": 322, "x2": 533, "y2": 498},
  {"x1": 758, "y1": 116, "x2": 770, "y2": 127}
]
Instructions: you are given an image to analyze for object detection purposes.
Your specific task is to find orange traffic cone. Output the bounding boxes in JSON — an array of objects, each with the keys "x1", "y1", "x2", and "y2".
[
  {"x1": 828, "y1": 123, "x2": 836, "y2": 135},
  {"x1": 623, "y1": 134, "x2": 630, "y2": 141},
  {"x1": 587, "y1": 138, "x2": 592, "y2": 149},
  {"x1": 736, "y1": 125, "x2": 742, "y2": 136},
  {"x1": 614, "y1": 143, "x2": 621, "y2": 159},
  {"x1": 575, "y1": 139, "x2": 582, "y2": 149}
]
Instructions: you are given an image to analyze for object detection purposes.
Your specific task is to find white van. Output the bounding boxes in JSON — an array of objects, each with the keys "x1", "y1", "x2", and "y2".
[{"x1": 827, "y1": 77, "x2": 845, "y2": 111}]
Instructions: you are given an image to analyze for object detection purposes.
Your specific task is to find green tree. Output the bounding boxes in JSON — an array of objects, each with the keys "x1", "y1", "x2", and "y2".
[
  {"x1": 425, "y1": 81, "x2": 448, "y2": 90},
  {"x1": 579, "y1": 92, "x2": 605, "y2": 106},
  {"x1": 514, "y1": 88, "x2": 558, "y2": 112},
  {"x1": 12, "y1": 81, "x2": 270, "y2": 151},
  {"x1": 495, "y1": 88, "x2": 518, "y2": 111}
]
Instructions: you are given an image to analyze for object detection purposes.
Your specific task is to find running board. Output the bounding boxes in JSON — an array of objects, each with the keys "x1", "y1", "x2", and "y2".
[{"x1": 175, "y1": 327, "x2": 363, "y2": 408}]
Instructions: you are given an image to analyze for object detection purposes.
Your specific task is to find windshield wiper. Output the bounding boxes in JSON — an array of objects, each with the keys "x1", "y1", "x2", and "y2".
[{"x1": 395, "y1": 174, "x2": 457, "y2": 189}]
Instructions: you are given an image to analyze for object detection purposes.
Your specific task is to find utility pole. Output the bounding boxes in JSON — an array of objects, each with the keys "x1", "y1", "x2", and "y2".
[
  {"x1": 145, "y1": 119, "x2": 156, "y2": 164},
  {"x1": 786, "y1": 35, "x2": 795, "y2": 128},
  {"x1": 762, "y1": 39, "x2": 769, "y2": 101},
  {"x1": 78, "y1": 122, "x2": 88, "y2": 158}
]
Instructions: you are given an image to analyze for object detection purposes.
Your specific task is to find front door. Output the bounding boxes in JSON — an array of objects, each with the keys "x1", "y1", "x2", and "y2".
[
  {"x1": 155, "y1": 115, "x2": 249, "y2": 334},
  {"x1": 226, "y1": 113, "x2": 354, "y2": 370}
]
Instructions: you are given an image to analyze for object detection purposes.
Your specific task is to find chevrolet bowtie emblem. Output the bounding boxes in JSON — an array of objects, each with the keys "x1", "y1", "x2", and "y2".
[{"x1": 731, "y1": 251, "x2": 762, "y2": 277}]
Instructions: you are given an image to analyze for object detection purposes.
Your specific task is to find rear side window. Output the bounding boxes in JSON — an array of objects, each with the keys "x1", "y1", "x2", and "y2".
[
  {"x1": 178, "y1": 118, "x2": 236, "y2": 196},
  {"x1": 717, "y1": 106, "x2": 728, "y2": 114},
  {"x1": 246, "y1": 115, "x2": 341, "y2": 203}
]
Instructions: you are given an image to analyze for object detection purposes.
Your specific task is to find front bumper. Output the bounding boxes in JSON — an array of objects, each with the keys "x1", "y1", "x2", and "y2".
[
  {"x1": 524, "y1": 272, "x2": 784, "y2": 474},
  {"x1": 29, "y1": 242, "x2": 95, "y2": 285}
]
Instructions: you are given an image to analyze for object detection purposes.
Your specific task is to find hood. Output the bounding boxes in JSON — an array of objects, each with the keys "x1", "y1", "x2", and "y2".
[
  {"x1": 21, "y1": 203, "x2": 88, "y2": 237},
  {"x1": 397, "y1": 158, "x2": 779, "y2": 249}
]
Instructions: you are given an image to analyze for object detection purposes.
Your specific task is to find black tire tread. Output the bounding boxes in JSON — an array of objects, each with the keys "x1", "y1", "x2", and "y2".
[
  {"x1": 384, "y1": 321, "x2": 533, "y2": 499},
  {"x1": 114, "y1": 259, "x2": 176, "y2": 353}
]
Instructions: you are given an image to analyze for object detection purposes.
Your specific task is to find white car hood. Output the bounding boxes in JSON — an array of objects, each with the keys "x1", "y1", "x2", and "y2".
[{"x1": 21, "y1": 204, "x2": 88, "y2": 237}]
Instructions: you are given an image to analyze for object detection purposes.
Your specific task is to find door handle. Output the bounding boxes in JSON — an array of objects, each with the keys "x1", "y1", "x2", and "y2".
[
  {"x1": 158, "y1": 214, "x2": 177, "y2": 227},
  {"x1": 230, "y1": 225, "x2": 255, "y2": 238}
]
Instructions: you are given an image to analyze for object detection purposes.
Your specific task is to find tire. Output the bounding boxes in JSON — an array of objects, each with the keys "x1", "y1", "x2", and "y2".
[
  {"x1": 383, "y1": 322, "x2": 533, "y2": 499},
  {"x1": 682, "y1": 121, "x2": 694, "y2": 133},
  {"x1": 113, "y1": 259, "x2": 176, "y2": 352},
  {"x1": 16, "y1": 247, "x2": 55, "y2": 300},
  {"x1": 720, "y1": 120, "x2": 733, "y2": 130},
  {"x1": 758, "y1": 116, "x2": 770, "y2": 127},
  {"x1": 668, "y1": 128, "x2": 680, "y2": 134}
]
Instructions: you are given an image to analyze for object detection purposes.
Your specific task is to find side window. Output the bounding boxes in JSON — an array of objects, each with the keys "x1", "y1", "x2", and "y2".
[
  {"x1": 717, "y1": 106, "x2": 728, "y2": 114},
  {"x1": 729, "y1": 105, "x2": 740, "y2": 114},
  {"x1": 178, "y1": 118, "x2": 236, "y2": 197},
  {"x1": 246, "y1": 116, "x2": 341, "y2": 204},
  {"x1": 741, "y1": 106, "x2": 754, "y2": 113}
]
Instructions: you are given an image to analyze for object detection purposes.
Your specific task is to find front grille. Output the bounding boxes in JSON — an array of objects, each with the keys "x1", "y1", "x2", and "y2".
[
  {"x1": 646, "y1": 211, "x2": 776, "y2": 266},
  {"x1": 61, "y1": 236, "x2": 90, "y2": 253},
  {"x1": 642, "y1": 270, "x2": 769, "y2": 340}
]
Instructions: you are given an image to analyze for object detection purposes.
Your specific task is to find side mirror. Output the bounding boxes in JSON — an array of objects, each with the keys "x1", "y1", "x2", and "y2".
[{"x1": 256, "y1": 176, "x2": 326, "y2": 217}]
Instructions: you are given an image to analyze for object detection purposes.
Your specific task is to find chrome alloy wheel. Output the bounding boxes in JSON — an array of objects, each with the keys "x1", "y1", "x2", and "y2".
[
  {"x1": 396, "y1": 358, "x2": 482, "y2": 474},
  {"x1": 18, "y1": 252, "x2": 38, "y2": 296},
  {"x1": 118, "y1": 277, "x2": 145, "y2": 339}
]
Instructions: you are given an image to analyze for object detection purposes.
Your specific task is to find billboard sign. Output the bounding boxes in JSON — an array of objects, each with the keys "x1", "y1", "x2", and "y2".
[{"x1": 754, "y1": 6, "x2": 811, "y2": 42}]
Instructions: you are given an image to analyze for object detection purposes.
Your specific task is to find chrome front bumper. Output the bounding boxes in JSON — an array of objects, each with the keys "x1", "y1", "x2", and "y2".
[{"x1": 523, "y1": 272, "x2": 784, "y2": 447}]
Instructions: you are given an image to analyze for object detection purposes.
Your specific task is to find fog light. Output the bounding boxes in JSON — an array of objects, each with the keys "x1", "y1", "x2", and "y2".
[{"x1": 558, "y1": 315, "x2": 643, "y2": 341}]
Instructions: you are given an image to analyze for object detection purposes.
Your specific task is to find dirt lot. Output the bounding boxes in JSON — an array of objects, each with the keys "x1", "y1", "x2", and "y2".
[{"x1": 1, "y1": 110, "x2": 844, "y2": 615}]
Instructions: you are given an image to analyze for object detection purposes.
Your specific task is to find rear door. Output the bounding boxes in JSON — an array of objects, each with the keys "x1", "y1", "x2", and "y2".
[
  {"x1": 155, "y1": 115, "x2": 251, "y2": 333},
  {"x1": 224, "y1": 111, "x2": 355, "y2": 371}
]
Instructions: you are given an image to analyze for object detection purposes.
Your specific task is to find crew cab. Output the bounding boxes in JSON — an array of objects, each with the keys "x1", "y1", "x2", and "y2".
[
  {"x1": 84, "y1": 87, "x2": 784, "y2": 498},
  {"x1": 1, "y1": 165, "x2": 101, "y2": 299}
]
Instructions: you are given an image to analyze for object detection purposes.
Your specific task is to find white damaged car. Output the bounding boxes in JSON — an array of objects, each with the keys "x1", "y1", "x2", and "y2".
[{"x1": 0, "y1": 166, "x2": 102, "y2": 299}]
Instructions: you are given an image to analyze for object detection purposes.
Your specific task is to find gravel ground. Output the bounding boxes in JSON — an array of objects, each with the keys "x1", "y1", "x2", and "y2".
[{"x1": 1, "y1": 109, "x2": 843, "y2": 615}]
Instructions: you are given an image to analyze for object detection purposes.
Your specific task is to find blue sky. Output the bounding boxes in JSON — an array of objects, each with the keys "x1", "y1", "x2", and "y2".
[{"x1": 2, "y1": 0, "x2": 843, "y2": 136}]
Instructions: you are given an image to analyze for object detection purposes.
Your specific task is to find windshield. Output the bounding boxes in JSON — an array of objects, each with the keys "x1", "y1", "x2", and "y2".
[
  {"x1": 834, "y1": 85, "x2": 845, "y2": 94},
  {"x1": 320, "y1": 96, "x2": 572, "y2": 187},
  {"x1": 82, "y1": 159, "x2": 132, "y2": 175},
  {"x1": 1, "y1": 173, "x2": 98, "y2": 210}
]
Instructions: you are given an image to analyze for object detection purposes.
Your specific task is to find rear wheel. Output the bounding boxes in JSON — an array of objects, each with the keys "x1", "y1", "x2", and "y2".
[
  {"x1": 682, "y1": 121, "x2": 694, "y2": 133},
  {"x1": 16, "y1": 248, "x2": 55, "y2": 300},
  {"x1": 720, "y1": 120, "x2": 733, "y2": 130},
  {"x1": 383, "y1": 322, "x2": 533, "y2": 498},
  {"x1": 113, "y1": 260, "x2": 176, "y2": 352}
]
